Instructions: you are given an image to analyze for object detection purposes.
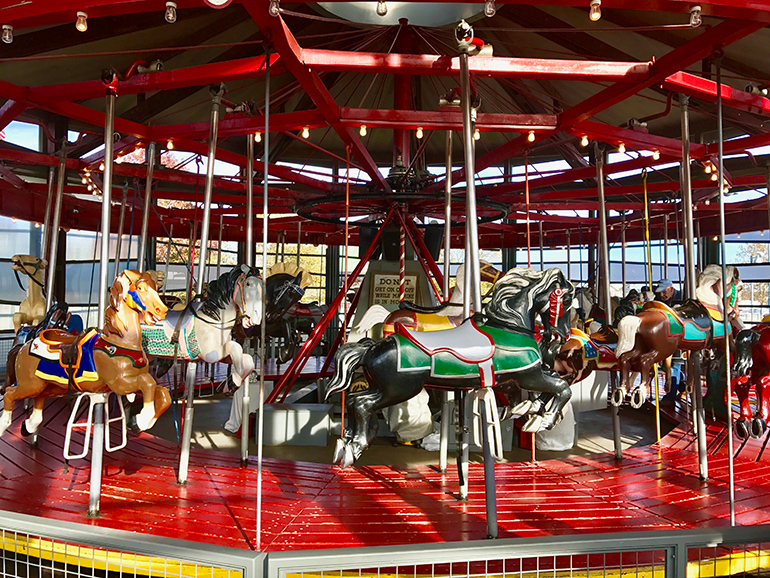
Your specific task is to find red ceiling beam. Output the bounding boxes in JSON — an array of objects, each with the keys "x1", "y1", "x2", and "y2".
[
  {"x1": 246, "y1": 6, "x2": 391, "y2": 193},
  {"x1": 568, "y1": 120, "x2": 707, "y2": 159},
  {"x1": 341, "y1": 108, "x2": 558, "y2": 132},
  {"x1": 663, "y1": 71, "x2": 770, "y2": 117},
  {"x1": 302, "y1": 49, "x2": 651, "y2": 82},
  {"x1": 152, "y1": 110, "x2": 326, "y2": 140},
  {"x1": 0, "y1": 101, "x2": 28, "y2": 132}
]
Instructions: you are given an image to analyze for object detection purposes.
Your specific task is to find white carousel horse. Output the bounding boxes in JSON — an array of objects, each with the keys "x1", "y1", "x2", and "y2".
[{"x1": 11, "y1": 255, "x2": 48, "y2": 334}]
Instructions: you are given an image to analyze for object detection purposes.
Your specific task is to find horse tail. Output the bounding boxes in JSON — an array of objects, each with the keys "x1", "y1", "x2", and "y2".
[
  {"x1": 733, "y1": 329, "x2": 759, "y2": 377},
  {"x1": 615, "y1": 315, "x2": 642, "y2": 358},
  {"x1": 324, "y1": 339, "x2": 374, "y2": 401},
  {"x1": 353, "y1": 305, "x2": 391, "y2": 335}
]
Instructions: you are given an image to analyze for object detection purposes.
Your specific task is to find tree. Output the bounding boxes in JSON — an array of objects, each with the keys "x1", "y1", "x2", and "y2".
[{"x1": 735, "y1": 242, "x2": 769, "y2": 306}]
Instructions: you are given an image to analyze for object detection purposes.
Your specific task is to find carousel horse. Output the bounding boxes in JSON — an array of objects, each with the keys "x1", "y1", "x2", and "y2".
[
  {"x1": 142, "y1": 265, "x2": 263, "y2": 388},
  {"x1": 285, "y1": 301, "x2": 327, "y2": 337},
  {"x1": 615, "y1": 264, "x2": 746, "y2": 410},
  {"x1": 325, "y1": 267, "x2": 574, "y2": 468},
  {"x1": 11, "y1": 254, "x2": 48, "y2": 334},
  {"x1": 352, "y1": 261, "x2": 503, "y2": 339},
  {"x1": 0, "y1": 270, "x2": 170, "y2": 438},
  {"x1": 554, "y1": 289, "x2": 641, "y2": 386}
]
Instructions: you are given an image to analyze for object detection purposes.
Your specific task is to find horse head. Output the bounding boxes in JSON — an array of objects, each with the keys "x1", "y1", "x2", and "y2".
[
  {"x1": 265, "y1": 272, "x2": 305, "y2": 324},
  {"x1": 696, "y1": 264, "x2": 743, "y2": 318},
  {"x1": 115, "y1": 270, "x2": 168, "y2": 326},
  {"x1": 11, "y1": 254, "x2": 48, "y2": 281},
  {"x1": 235, "y1": 264, "x2": 264, "y2": 329}
]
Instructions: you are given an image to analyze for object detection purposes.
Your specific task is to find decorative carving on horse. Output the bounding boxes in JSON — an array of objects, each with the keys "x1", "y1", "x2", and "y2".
[
  {"x1": 555, "y1": 289, "x2": 641, "y2": 387},
  {"x1": 0, "y1": 270, "x2": 169, "y2": 439},
  {"x1": 324, "y1": 267, "x2": 574, "y2": 468},
  {"x1": 143, "y1": 265, "x2": 264, "y2": 388},
  {"x1": 352, "y1": 261, "x2": 502, "y2": 339},
  {"x1": 11, "y1": 255, "x2": 48, "y2": 334},
  {"x1": 615, "y1": 265, "x2": 745, "y2": 410}
]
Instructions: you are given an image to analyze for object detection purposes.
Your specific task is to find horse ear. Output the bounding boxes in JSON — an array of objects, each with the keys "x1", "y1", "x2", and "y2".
[
  {"x1": 293, "y1": 272, "x2": 303, "y2": 284},
  {"x1": 253, "y1": 267, "x2": 262, "y2": 278},
  {"x1": 240, "y1": 264, "x2": 250, "y2": 275}
]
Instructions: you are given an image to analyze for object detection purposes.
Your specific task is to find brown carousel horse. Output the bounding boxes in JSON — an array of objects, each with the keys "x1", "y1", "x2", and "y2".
[
  {"x1": 615, "y1": 265, "x2": 747, "y2": 409},
  {"x1": 352, "y1": 261, "x2": 503, "y2": 339},
  {"x1": 0, "y1": 270, "x2": 170, "y2": 438}
]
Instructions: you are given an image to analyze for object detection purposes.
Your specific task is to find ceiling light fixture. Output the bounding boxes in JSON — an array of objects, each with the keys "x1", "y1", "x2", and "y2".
[
  {"x1": 99, "y1": 162, "x2": 105, "y2": 171},
  {"x1": 689, "y1": 5, "x2": 702, "y2": 28},
  {"x1": 268, "y1": 0, "x2": 280, "y2": 17},
  {"x1": 473, "y1": 128, "x2": 480, "y2": 141},
  {"x1": 527, "y1": 130, "x2": 536, "y2": 143},
  {"x1": 254, "y1": 131, "x2": 262, "y2": 143},
  {"x1": 580, "y1": 135, "x2": 589, "y2": 147},
  {"x1": 588, "y1": 0, "x2": 601, "y2": 22},
  {"x1": 359, "y1": 125, "x2": 367, "y2": 137},
  {"x1": 75, "y1": 11, "x2": 88, "y2": 32},
  {"x1": 710, "y1": 173, "x2": 718, "y2": 181},
  {"x1": 415, "y1": 127, "x2": 423, "y2": 139},
  {"x1": 302, "y1": 126, "x2": 310, "y2": 138},
  {"x1": 617, "y1": 142, "x2": 626, "y2": 154},
  {"x1": 2, "y1": 24, "x2": 12, "y2": 44},
  {"x1": 652, "y1": 150, "x2": 661, "y2": 160},
  {"x1": 166, "y1": 138, "x2": 174, "y2": 150},
  {"x1": 376, "y1": 0, "x2": 388, "y2": 16},
  {"x1": 484, "y1": 0, "x2": 496, "y2": 17},
  {"x1": 165, "y1": 2, "x2": 178, "y2": 23}
]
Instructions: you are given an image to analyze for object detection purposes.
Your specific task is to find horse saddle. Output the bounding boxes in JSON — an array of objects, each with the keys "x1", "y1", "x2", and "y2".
[
  {"x1": 590, "y1": 326, "x2": 618, "y2": 345},
  {"x1": 31, "y1": 328, "x2": 85, "y2": 366},
  {"x1": 644, "y1": 300, "x2": 711, "y2": 332},
  {"x1": 30, "y1": 328, "x2": 101, "y2": 387},
  {"x1": 394, "y1": 319, "x2": 494, "y2": 364}
]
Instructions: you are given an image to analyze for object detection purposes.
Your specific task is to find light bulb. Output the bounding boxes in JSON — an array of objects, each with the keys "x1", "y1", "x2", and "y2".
[
  {"x1": 527, "y1": 130, "x2": 535, "y2": 143},
  {"x1": 302, "y1": 126, "x2": 310, "y2": 138},
  {"x1": 589, "y1": 0, "x2": 601, "y2": 22},
  {"x1": 268, "y1": 0, "x2": 280, "y2": 17},
  {"x1": 34, "y1": 222, "x2": 40, "y2": 229},
  {"x1": 84, "y1": 170, "x2": 90, "y2": 176},
  {"x1": 705, "y1": 199, "x2": 711, "y2": 205},
  {"x1": 376, "y1": 0, "x2": 388, "y2": 16},
  {"x1": 416, "y1": 127, "x2": 423, "y2": 139},
  {"x1": 75, "y1": 11, "x2": 88, "y2": 32},
  {"x1": 484, "y1": 0, "x2": 496, "y2": 17},
  {"x1": 11, "y1": 217, "x2": 16, "y2": 223},
  {"x1": 99, "y1": 162, "x2": 105, "y2": 171},
  {"x1": 713, "y1": 235, "x2": 718, "y2": 241},
  {"x1": 115, "y1": 155, "x2": 123, "y2": 164},
  {"x1": 81, "y1": 176, "x2": 88, "y2": 184},
  {"x1": 610, "y1": 225, "x2": 614, "y2": 231},
  {"x1": 254, "y1": 131, "x2": 262, "y2": 143},
  {"x1": 473, "y1": 129, "x2": 480, "y2": 140},
  {"x1": 581, "y1": 135, "x2": 589, "y2": 147},
  {"x1": 737, "y1": 233, "x2": 741, "y2": 239},
  {"x1": 689, "y1": 5, "x2": 702, "y2": 28},
  {"x1": 704, "y1": 163, "x2": 712, "y2": 174},
  {"x1": 710, "y1": 173, "x2": 718, "y2": 181},
  {"x1": 166, "y1": 138, "x2": 174, "y2": 150},
  {"x1": 165, "y1": 2, "x2": 177, "y2": 23},
  {"x1": 618, "y1": 142, "x2": 626, "y2": 154},
  {"x1": 359, "y1": 124, "x2": 367, "y2": 137},
  {"x1": 87, "y1": 184, "x2": 93, "y2": 191},
  {"x1": 652, "y1": 150, "x2": 661, "y2": 160},
  {"x1": 2, "y1": 24, "x2": 12, "y2": 45}
]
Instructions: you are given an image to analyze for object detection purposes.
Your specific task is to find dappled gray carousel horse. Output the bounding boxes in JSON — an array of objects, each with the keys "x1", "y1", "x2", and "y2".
[{"x1": 326, "y1": 267, "x2": 575, "y2": 468}]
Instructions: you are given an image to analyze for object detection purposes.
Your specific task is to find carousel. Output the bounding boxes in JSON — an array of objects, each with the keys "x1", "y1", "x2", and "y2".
[{"x1": 0, "y1": 0, "x2": 770, "y2": 574}]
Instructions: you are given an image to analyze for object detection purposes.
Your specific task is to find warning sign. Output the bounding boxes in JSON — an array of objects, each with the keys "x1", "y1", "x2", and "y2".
[{"x1": 372, "y1": 274, "x2": 417, "y2": 305}]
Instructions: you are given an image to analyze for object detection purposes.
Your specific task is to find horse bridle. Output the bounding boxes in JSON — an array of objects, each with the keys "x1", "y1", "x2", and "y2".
[{"x1": 13, "y1": 258, "x2": 47, "y2": 295}]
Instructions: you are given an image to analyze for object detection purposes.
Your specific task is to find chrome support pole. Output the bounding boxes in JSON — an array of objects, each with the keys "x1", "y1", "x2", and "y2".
[
  {"x1": 246, "y1": 135, "x2": 255, "y2": 268},
  {"x1": 680, "y1": 93, "x2": 708, "y2": 479},
  {"x1": 566, "y1": 230, "x2": 571, "y2": 281},
  {"x1": 257, "y1": 55, "x2": 271, "y2": 552},
  {"x1": 439, "y1": 391, "x2": 453, "y2": 473},
  {"x1": 41, "y1": 166, "x2": 55, "y2": 263},
  {"x1": 459, "y1": 53, "x2": 482, "y2": 312},
  {"x1": 163, "y1": 224, "x2": 173, "y2": 296},
  {"x1": 621, "y1": 214, "x2": 627, "y2": 294},
  {"x1": 113, "y1": 185, "x2": 127, "y2": 275},
  {"x1": 89, "y1": 90, "x2": 116, "y2": 517},
  {"x1": 463, "y1": 234, "x2": 471, "y2": 319},
  {"x1": 481, "y1": 400, "x2": 498, "y2": 539},
  {"x1": 44, "y1": 145, "x2": 67, "y2": 312},
  {"x1": 664, "y1": 214, "x2": 669, "y2": 279},
  {"x1": 715, "y1": 55, "x2": 735, "y2": 526},
  {"x1": 138, "y1": 141, "x2": 156, "y2": 273},
  {"x1": 216, "y1": 214, "x2": 224, "y2": 280},
  {"x1": 444, "y1": 130, "x2": 452, "y2": 299},
  {"x1": 457, "y1": 390, "x2": 469, "y2": 501},
  {"x1": 539, "y1": 220, "x2": 544, "y2": 270},
  {"x1": 178, "y1": 84, "x2": 224, "y2": 486}
]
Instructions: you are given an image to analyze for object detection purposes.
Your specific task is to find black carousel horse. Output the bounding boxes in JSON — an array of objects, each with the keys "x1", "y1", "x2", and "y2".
[{"x1": 325, "y1": 267, "x2": 575, "y2": 468}]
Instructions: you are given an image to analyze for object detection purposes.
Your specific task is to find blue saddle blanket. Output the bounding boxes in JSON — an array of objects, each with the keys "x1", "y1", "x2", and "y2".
[{"x1": 31, "y1": 330, "x2": 100, "y2": 387}]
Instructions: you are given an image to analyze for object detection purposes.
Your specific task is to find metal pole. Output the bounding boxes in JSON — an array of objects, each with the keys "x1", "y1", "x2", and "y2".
[
  {"x1": 481, "y1": 399, "x2": 498, "y2": 538},
  {"x1": 715, "y1": 54, "x2": 735, "y2": 526},
  {"x1": 163, "y1": 224, "x2": 173, "y2": 296},
  {"x1": 680, "y1": 93, "x2": 708, "y2": 479},
  {"x1": 41, "y1": 166, "x2": 55, "y2": 263},
  {"x1": 621, "y1": 214, "x2": 627, "y2": 294},
  {"x1": 113, "y1": 185, "x2": 127, "y2": 275},
  {"x1": 178, "y1": 84, "x2": 224, "y2": 485},
  {"x1": 246, "y1": 136, "x2": 255, "y2": 268},
  {"x1": 463, "y1": 233, "x2": 471, "y2": 319},
  {"x1": 457, "y1": 390, "x2": 469, "y2": 501},
  {"x1": 664, "y1": 214, "x2": 669, "y2": 279},
  {"x1": 439, "y1": 391, "x2": 452, "y2": 472},
  {"x1": 444, "y1": 131, "x2": 452, "y2": 299},
  {"x1": 539, "y1": 220, "x2": 545, "y2": 270},
  {"x1": 566, "y1": 230, "x2": 571, "y2": 281},
  {"x1": 257, "y1": 55, "x2": 271, "y2": 551},
  {"x1": 89, "y1": 89, "x2": 116, "y2": 517},
  {"x1": 217, "y1": 214, "x2": 224, "y2": 280},
  {"x1": 459, "y1": 53, "x2": 482, "y2": 312},
  {"x1": 138, "y1": 141, "x2": 156, "y2": 273},
  {"x1": 44, "y1": 145, "x2": 67, "y2": 312}
]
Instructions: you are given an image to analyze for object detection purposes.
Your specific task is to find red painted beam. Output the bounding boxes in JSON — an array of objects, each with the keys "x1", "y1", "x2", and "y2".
[
  {"x1": 568, "y1": 120, "x2": 707, "y2": 159},
  {"x1": 246, "y1": 6, "x2": 391, "y2": 193},
  {"x1": 302, "y1": 49, "x2": 651, "y2": 82},
  {"x1": 341, "y1": 108, "x2": 558, "y2": 132},
  {"x1": 0, "y1": 101, "x2": 28, "y2": 132},
  {"x1": 151, "y1": 110, "x2": 326, "y2": 140},
  {"x1": 663, "y1": 71, "x2": 770, "y2": 116}
]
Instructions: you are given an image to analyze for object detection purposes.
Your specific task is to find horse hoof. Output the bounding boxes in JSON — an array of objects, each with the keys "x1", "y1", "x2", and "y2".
[
  {"x1": 630, "y1": 388, "x2": 645, "y2": 409},
  {"x1": 751, "y1": 417, "x2": 767, "y2": 439},
  {"x1": 610, "y1": 388, "x2": 625, "y2": 407},
  {"x1": 126, "y1": 393, "x2": 136, "y2": 403},
  {"x1": 511, "y1": 400, "x2": 533, "y2": 417},
  {"x1": 340, "y1": 445, "x2": 355, "y2": 469},
  {"x1": 522, "y1": 415, "x2": 544, "y2": 433},
  {"x1": 20, "y1": 421, "x2": 30, "y2": 437},
  {"x1": 332, "y1": 438, "x2": 345, "y2": 464},
  {"x1": 735, "y1": 419, "x2": 749, "y2": 441}
]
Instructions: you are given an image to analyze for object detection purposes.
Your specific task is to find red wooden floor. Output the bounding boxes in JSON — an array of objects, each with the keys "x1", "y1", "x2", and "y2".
[{"x1": 0, "y1": 396, "x2": 769, "y2": 552}]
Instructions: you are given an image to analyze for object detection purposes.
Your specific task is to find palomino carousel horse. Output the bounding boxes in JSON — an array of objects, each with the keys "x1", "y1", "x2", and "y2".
[
  {"x1": 352, "y1": 261, "x2": 503, "y2": 339},
  {"x1": 11, "y1": 254, "x2": 48, "y2": 334},
  {"x1": 325, "y1": 267, "x2": 574, "y2": 468},
  {"x1": 615, "y1": 265, "x2": 746, "y2": 410},
  {"x1": 142, "y1": 265, "x2": 264, "y2": 388},
  {"x1": 0, "y1": 270, "x2": 170, "y2": 438},
  {"x1": 554, "y1": 289, "x2": 641, "y2": 387}
]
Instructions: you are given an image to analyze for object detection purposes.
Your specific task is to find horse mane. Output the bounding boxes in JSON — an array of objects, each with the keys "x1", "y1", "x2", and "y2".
[
  {"x1": 200, "y1": 267, "x2": 246, "y2": 321},
  {"x1": 266, "y1": 262, "x2": 312, "y2": 290},
  {"x1": 486, "y1": 267, "x2": 571, "y2": 328},
  {"x1": 696, "y1": 264, "x2": 739, "y2": 307},
  {"x1": 104, "y1": 276, "x2": 127, "y2": 338}
]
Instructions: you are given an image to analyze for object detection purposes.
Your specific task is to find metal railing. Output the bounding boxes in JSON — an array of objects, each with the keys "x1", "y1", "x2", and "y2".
[{"x1": 2, "y1": 511, "x2": 770, "y2": 578}]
